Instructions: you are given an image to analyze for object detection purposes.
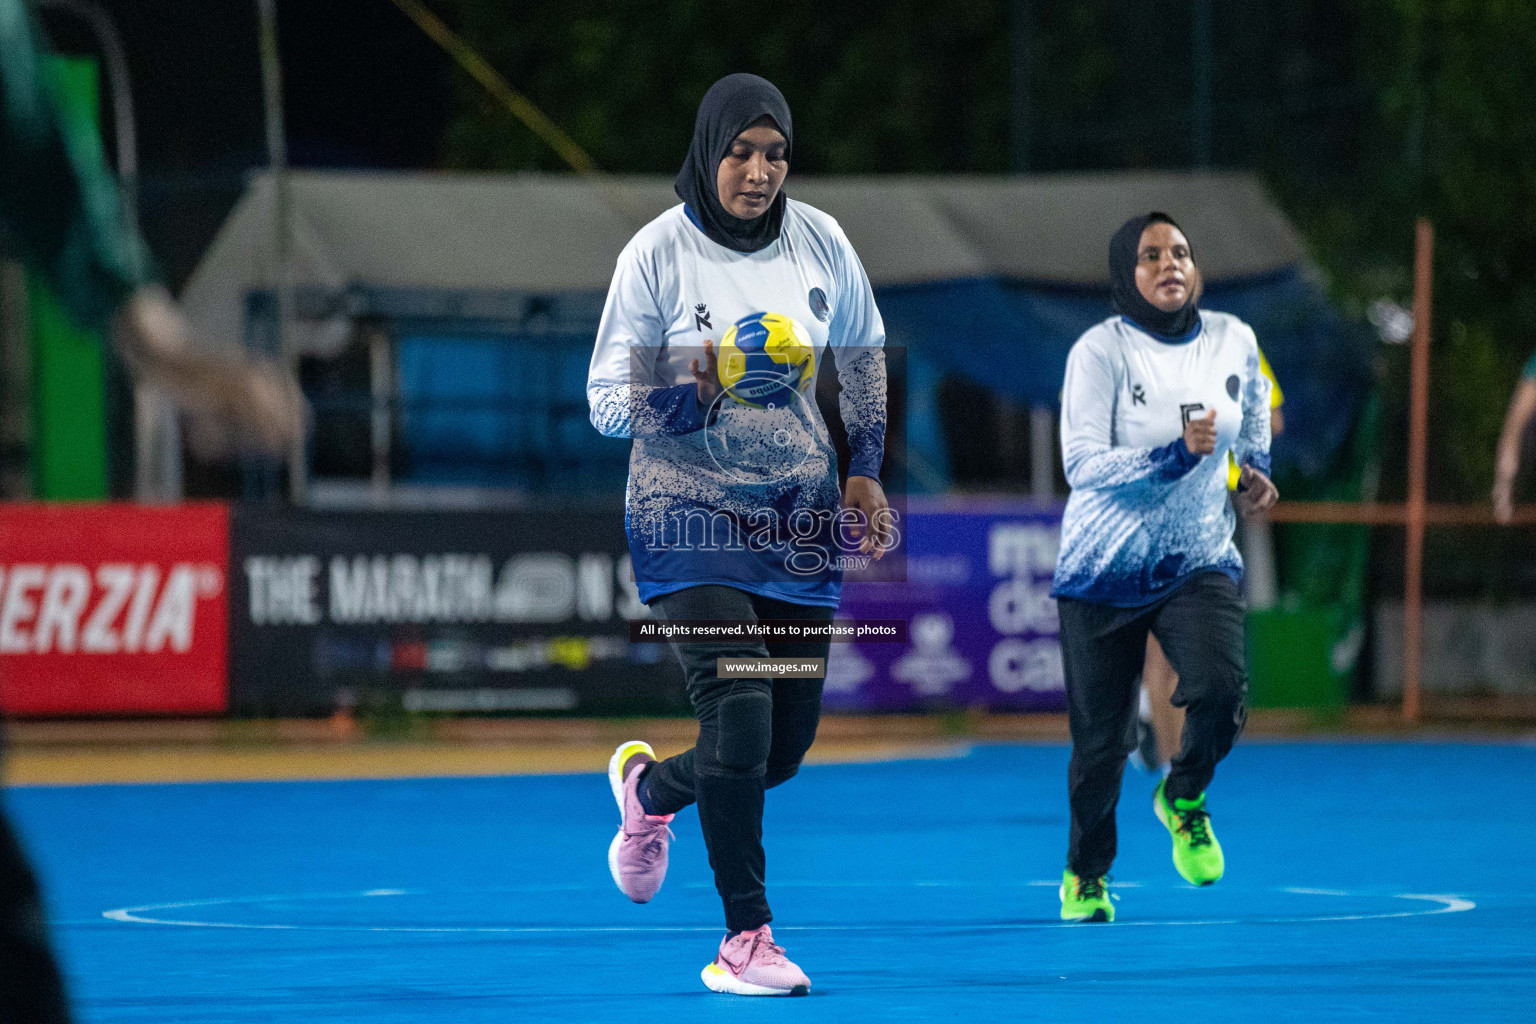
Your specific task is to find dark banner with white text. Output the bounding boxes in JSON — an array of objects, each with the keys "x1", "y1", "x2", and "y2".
[{"x1": 228, "y1": 509, "x2": 685, "y2": 716}]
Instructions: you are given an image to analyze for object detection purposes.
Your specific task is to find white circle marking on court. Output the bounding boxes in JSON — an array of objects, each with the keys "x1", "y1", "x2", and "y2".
[{"x1": 101, "y1": 885, "x2": 1475, "y2": 933}]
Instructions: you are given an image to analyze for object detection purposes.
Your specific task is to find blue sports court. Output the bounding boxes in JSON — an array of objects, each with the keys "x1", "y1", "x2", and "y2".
[{"x1": 10, "y1": 740, "x2": 1533, "y2": 1023}]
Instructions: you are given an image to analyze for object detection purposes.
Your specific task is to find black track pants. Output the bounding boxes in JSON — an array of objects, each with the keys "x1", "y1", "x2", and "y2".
[
  {"x1": 1058, "y1": 571, "x2": 1249, "y2": 878},
  {"x1": 642, "y1": 585, "x2": 831, "y2": 933}
]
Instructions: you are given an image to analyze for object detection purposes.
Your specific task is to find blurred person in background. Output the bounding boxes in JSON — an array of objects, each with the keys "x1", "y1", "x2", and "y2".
[
  {"x1": 1492, "y1": 349, "x2": 1536, "y2": 523},
  {"x1": 1, "y1": 1, "x2": 303, "y2": 1018},
  {"x1": 1131, "y1": 353, "x2": 1284, "y2": 775},
  {"x1": 1051, "y1": 212, "x2": 1276, "y2": 923},
  {"x1": 587, "y1": 73, "x2": 888, "y2": 996}
]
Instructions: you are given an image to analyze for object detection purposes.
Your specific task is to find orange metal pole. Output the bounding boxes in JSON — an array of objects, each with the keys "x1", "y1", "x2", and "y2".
[{"x1": 1404, "y1": 220, "x2": 1433, "y2": 724}]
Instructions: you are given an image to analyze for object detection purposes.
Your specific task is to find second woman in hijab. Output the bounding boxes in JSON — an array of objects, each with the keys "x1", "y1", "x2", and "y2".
[
  {"x1": 1050, "y1": 212, "x2": 1277, "y2": 922},
  {"x1": 587, "y1": 73, "x2": 890, "y2": 996}
]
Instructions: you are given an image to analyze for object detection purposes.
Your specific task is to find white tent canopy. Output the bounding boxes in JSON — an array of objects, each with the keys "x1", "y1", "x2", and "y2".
[{"x1": 181, "y1": 169, "x2": 1306, "y2": 351}]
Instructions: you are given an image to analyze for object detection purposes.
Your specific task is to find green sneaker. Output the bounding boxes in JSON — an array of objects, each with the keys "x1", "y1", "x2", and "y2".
[
  {"x1": 1059, "y1": 869, "x2": 1115, "y2": 922},
  {"x1": 1153, "y1": 779, "x2": 1224, "y2": 886}
]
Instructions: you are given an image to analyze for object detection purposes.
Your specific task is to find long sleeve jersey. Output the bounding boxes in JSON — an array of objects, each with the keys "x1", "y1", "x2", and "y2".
[
  {"x1": 1051, "y1": 311, "x2": 1271, "y2": 607},
  {"x1": 0, "y1": 0, "x2": 149, "y2": 327},
  {"x1": 587, "y1": 200, "x2": 887, "y2": 607}
]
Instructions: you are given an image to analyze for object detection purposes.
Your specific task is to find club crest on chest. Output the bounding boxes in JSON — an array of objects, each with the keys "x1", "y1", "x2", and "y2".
[{"x1": 808, "y1": 287, "x2": 830, "y2": 322}]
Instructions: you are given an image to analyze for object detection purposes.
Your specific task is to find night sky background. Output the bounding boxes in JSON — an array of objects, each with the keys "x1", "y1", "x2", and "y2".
[{"x1": 38, "y1": 0, "x2": 454, "y2": 289}]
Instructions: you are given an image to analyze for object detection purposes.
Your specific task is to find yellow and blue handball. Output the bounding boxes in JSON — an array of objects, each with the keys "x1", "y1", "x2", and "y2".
[{"x1": 717, "y1": 311, "x2": 816, "y2": 409}]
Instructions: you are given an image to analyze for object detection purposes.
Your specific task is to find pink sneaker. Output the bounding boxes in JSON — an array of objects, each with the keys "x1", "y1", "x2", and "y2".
[
  {"x1": 701, "y1": 925, "x2": 811, "y2": 996},
  {"x1": 607, "y1": 740, "x2": 673, "y2": 903}
]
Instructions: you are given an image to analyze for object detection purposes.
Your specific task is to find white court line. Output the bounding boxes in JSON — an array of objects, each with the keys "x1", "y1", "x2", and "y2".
[
  {"x1": 680, "y1": 879, "x2": 1146, "y2": 889},
  {"x1": 100, "y1": 887, "x2": 1475, "y2": 934}
]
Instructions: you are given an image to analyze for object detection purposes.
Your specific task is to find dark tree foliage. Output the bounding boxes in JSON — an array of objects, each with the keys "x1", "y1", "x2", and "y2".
[
  {"x1": 439, "y1": 0, "x2": 1012, "y2": 174},
  {"x1": 1279, "y1": 1, "x2": 1536, "y2": 509},
  {"x1": 438, "y1": 0, "x2": 1362, "y2": 177}
]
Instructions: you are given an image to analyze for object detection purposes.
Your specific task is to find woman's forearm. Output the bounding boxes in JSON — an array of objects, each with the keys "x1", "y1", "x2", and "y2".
[{"x1": 1495, "y1": 382, "x2": 1536, "y2": 481}]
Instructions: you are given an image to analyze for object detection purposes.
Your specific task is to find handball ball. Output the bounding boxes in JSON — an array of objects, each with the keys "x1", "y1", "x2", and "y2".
[{"x1": 717, "y1": 312, "x2": 816, "y2": 408}]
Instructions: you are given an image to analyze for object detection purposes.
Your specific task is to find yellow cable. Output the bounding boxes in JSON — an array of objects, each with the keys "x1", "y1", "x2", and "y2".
[{"x1": 387, "y1": 0, "x2": 596, "y2": 174}]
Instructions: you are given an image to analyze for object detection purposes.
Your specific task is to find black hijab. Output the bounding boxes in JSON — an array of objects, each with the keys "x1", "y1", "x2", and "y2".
[
  {"x1": 674, "y1": 73, "x2": 793, "y2": 254},
  {"x1": 1109, "y1": 211, "x2": 1201, "y2": 339}
]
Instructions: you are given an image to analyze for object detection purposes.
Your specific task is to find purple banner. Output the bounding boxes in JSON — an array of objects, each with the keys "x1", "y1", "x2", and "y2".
[{"x1": 826, "y1": 498, "x2": 1065, "y2": 712}]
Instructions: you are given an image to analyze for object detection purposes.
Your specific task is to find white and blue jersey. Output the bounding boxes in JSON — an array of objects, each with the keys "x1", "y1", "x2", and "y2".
[
  {"x1": 1051, "y1": 311, "x2": 1271, "y2": 607},
  {"x1": 587, "y1": 200, "x2": 887, "y2": 607}
]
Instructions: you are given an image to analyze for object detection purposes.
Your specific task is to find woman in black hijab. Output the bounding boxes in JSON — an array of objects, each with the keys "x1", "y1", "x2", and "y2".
[
  {"x1": 587, "y1": 73, "x2": 890, "y2": 996},
  {"x1": 673, "y1": 72, "x2": 792, "y2": 252},
  {"x1": 1050, "y1": 211, "x2": 1277, "y2": 922},
  {"x1": 1109, "y1": 212, "x2": 1204, "y2": 338}
]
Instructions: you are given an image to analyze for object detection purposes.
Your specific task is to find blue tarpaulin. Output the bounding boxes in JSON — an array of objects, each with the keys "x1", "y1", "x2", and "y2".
[{"x1": 875, "y1": 266, "x2": 1372, "y2": 488}]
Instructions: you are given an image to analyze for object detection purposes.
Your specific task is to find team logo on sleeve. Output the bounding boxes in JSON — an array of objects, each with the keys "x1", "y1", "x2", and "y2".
[{"x1": 808, "y1": 287, "x2": 830, "y2": 322}]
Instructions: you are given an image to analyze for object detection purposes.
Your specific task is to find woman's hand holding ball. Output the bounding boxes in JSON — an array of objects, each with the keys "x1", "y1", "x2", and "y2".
[{"x1": 690, "y1": 338, "x2": 722, "y2": 405}]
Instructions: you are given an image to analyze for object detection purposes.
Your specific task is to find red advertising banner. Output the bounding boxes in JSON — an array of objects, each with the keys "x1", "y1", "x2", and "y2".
[{"x1": 0, "y1": 504, "x2": 229, "y2": 717}]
